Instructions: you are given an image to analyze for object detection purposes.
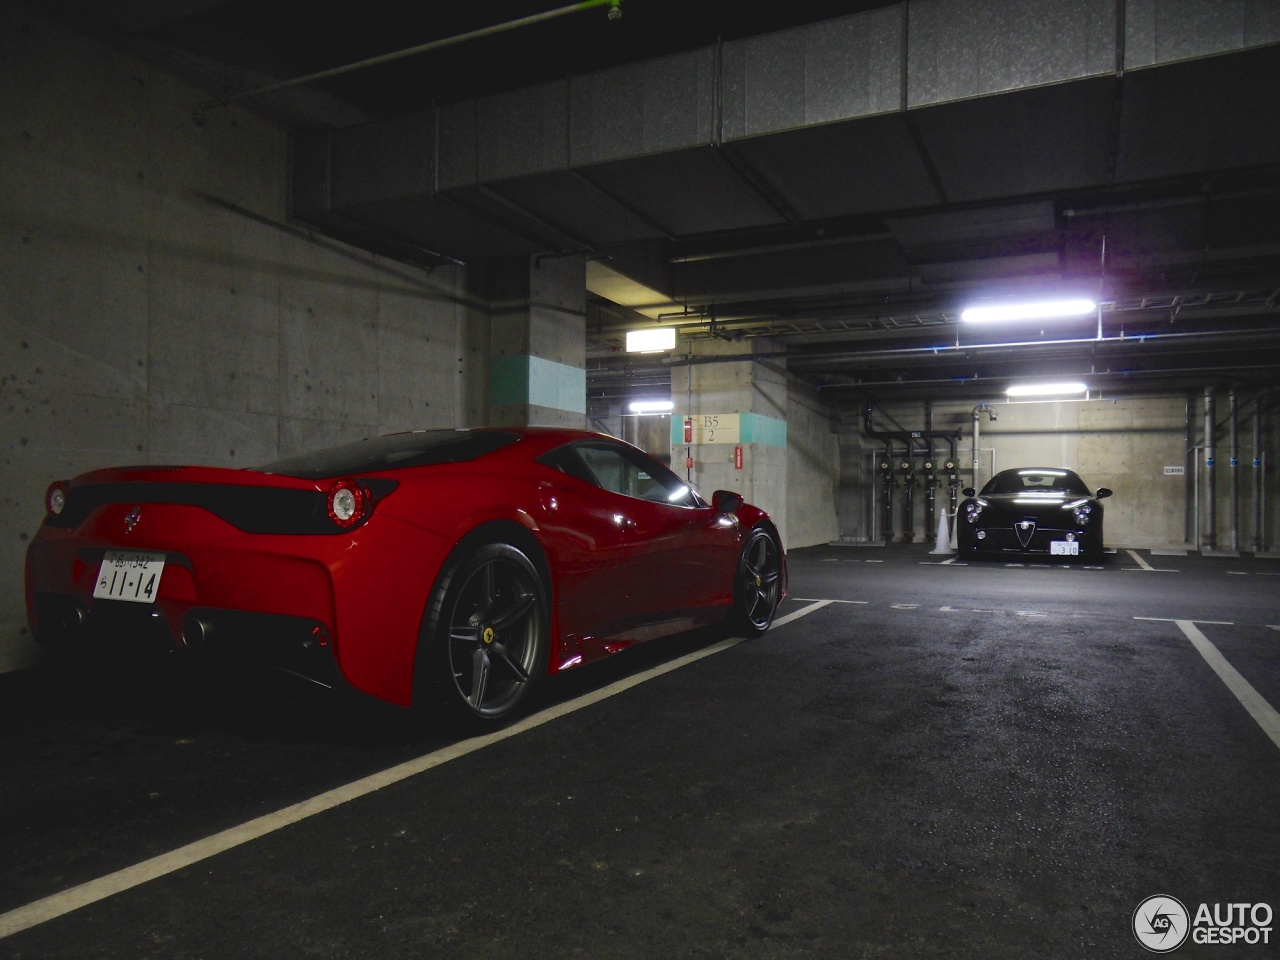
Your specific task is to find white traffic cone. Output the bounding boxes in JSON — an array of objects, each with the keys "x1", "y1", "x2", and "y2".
[{"x1": 930, "y1": 508, "x2": 953, "y2": 555}]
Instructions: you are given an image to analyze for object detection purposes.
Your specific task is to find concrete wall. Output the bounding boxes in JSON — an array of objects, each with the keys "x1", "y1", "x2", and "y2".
[
  {"x1": 785, "y1": 380, "x2": 840, "y2": 550},
  {"x1": 838, "y1": 393, "x2": 1280, "y2": 552},
  {"x1": 0, "y1": 8, "x2": 481, "y2": 669}
]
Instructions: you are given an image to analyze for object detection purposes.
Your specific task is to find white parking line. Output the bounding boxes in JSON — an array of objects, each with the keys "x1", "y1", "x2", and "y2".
[
  {"x1": 1126, "y1": 549, "x2": 1155, "y2": 571},
  {"x1": 0, "y1": 599, "x2": 834, "y2": 941},
  {"x1": 1175, "y1": 620, "x2": 1280, "y2": 751},
  {"x1": 1135, "y1": 616, "x2": 1234, "y2": 626},
  {"x1": 771, "y1": 599, "x2": 834, "y2": 626}
]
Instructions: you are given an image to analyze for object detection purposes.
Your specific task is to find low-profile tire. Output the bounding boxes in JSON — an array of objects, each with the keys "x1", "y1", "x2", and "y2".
[
  {"x1": 728, "y1": 525, "x2": 782, "y2": 637},
  {"x1": 418, "y1": 540, "x2": 549, "y2": 730}
]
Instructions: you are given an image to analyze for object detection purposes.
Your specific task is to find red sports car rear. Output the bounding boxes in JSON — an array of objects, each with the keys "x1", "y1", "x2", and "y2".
[{"x1": 25, "y1": 427, "x2": 786, "y2": 727}]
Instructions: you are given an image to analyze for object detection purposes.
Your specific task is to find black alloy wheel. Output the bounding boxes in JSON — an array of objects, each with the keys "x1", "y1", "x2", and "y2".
[
  {"x1": 425, "y1": 541, "x2": 548, "y2": 727},
  {"x1": 731, "y1": 526, "x2": 782, "y2": 636}
]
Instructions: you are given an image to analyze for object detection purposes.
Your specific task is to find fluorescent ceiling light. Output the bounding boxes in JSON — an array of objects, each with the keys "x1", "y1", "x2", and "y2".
[
  {"x1": 628, "y1": 400, "x2": 674, "y2": 414},
  {"x1": 1006, "y1": 382, "x2": 1089, "y2": 398},
  {"x1": 626, "y1": 327, "x2": 676, "y2": 353},
  {"x1": 961, "y1": 299, "x2": 1097, "y2": 323}
]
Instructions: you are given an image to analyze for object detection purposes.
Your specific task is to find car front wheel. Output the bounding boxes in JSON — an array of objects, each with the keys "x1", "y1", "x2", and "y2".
[{"x1": 729, "y1": 526, "x2": 782, "y2": 636}]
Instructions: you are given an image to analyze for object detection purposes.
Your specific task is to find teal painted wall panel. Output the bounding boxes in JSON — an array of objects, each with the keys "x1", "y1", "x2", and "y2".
[
  {"x1": 742, "y1": 412, "x2": 787, "y2": 447},
  {"x1": 490, "y1": 355, "x2": 585, "y2": 415}
]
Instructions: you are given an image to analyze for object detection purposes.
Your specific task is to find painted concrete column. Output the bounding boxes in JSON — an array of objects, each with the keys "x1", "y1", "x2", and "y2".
[
  {"x1": 487, "y1": 254, "x2": 587, "y2": 427},
  {"x1": 670, "y1": 338, "x2": 789, "y2": 544}
]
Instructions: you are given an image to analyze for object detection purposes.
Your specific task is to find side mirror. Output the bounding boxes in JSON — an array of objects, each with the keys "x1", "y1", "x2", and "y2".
[
  {"x1": 961, "y1": 487, "x2": 976, "y2": 498},
  {"x1": 712, "y1": 489, "x2": 744, "y2": 514},
  {"x1": 1096, "y1": 487, "x2": 1113, "y2": 499}
]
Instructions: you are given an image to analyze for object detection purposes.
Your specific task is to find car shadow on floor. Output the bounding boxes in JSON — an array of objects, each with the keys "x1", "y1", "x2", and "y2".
[{"x1": 2, "y1": 622, "x2": 743, "y2": 751}]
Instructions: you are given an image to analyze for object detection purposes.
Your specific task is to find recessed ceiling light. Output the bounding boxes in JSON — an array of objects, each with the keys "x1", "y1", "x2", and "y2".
[
  {"x1": 625, "y1": 328, "x2": 676, "y2": 353},
  {"x1": 1006, "y1": 381, "x2": 1089, "y2": 397},
  {"x1": 628, "y1": 400, "x2": 674, "y2": 414},
  {"x1": 961, "y1": 299, "x2": 1097, "y2": 323}
]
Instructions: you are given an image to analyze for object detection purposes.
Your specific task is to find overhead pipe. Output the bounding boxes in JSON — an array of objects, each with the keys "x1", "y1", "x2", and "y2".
[
  {"x1": 861, "y1": 403, "x2": 961, "y2": 447},
  {"x1": 661, "y1": 324, "x2": 1280, "y2": 365},
  {"x1": 1204, "y1": 388, "x2": 1217, "y2": 551},
  {"x1": 194, "y1": 0, "x2": 623, "y2": 123}
]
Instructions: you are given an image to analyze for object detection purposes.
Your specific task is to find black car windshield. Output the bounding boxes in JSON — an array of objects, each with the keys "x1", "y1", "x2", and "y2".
[
  {"x1": 258, "y1": 430, "x2": 519, "y2": 479},
  {"x1": 982, "y1": 469, "x2": 1091, "y2": 496}
]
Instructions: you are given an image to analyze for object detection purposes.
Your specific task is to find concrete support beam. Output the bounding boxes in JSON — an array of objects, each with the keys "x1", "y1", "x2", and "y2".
[
  {"x1": 487, "y1": 255, "x2": 587, "y2": 427},
  {"x1": 671, "y1": 340, "x2": 790, "y2": 544}
]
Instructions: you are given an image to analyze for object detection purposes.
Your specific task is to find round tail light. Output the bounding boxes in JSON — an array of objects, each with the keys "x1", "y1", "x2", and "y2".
[
  {"x1": 46, "y1": 481, "x2": 68, "y2": 517},
  {"x1": 326, "y1": 479, "x2": 368, "y2": 529}
]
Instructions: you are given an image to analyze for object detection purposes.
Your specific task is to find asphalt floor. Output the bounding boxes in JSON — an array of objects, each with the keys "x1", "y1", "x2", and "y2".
[{"x1": 1, "y1": 543, "x2": 1278, "y2": 959}]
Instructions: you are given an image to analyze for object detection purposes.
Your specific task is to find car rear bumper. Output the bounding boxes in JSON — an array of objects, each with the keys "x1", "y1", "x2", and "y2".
[{"x1": 31, "y1": 591, "x2": 345, "y2": 688}]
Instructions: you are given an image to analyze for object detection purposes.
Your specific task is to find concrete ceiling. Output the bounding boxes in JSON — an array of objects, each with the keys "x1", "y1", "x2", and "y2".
[{"x1": 36, "y1": 0, "x2": 1280, "y2": 409}]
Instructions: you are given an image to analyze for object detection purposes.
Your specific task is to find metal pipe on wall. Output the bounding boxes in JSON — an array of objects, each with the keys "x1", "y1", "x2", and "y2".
[
  {"x1": 1230, "y1": 389, "x2": 1240, "y2": 553},
  {"x1": 1185, "y1": 394, "x2": 1195, "y2": 546},
  {"x1": 1204, "y1": 388, "x2": 1217, "y2": 551},
  {"x1": 861, "y1": 402, "x2": 961, "y2": 542},
  {"x1": 971, "y1": 403, "x2": 996, "y2": 490},
  {"x1": 1254, "y1": 393, "x2": 1264, "y2": 554},
  {"x1": 925, "y1": 401, "x2": 936, "y2": 538},
  {"x1": 972, "y1": 406, "x2": 983, "y2": 489},
  {"x1": 883, "y1": 441, "x2": 894, "y2": 544}
]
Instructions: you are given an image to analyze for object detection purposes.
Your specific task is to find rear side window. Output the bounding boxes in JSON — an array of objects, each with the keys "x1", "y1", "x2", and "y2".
[
  {"x1": 539, "y1": 441, "x2": 703, "y2": 508},
  {"x1": 260, "y1": 430, "x2": 519, "y2": 479}
]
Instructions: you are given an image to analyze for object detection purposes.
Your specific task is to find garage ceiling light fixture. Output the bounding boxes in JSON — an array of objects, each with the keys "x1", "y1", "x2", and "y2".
[
  {"x1": 960, "y1": 298, "x2": 1097, "y2": 323},
  {"x1": 1006, "y1": 381, "x2": 1089, "y2": 398},
  {"x1": 628, "y1": 400, "x2": 674, "y2": 414},
  {"x1": 626, "y1": 328, "x2": 677, "y2": 353}
]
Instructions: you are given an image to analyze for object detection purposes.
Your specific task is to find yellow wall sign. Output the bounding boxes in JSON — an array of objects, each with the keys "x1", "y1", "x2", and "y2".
[{"x1": 688, "y1": 414, "x2": 740, "y2": 444}]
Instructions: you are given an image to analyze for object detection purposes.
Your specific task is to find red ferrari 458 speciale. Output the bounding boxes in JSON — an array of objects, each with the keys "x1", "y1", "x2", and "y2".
[{"x1": 25, "y1": 427, "x2": 786, "y2": 725}]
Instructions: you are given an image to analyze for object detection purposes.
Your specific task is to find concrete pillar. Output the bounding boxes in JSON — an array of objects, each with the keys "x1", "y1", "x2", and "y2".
[
  {"x1": 487, "y1": 254, "x2": 587, "y2": 427},
  {"x1": 670, "y1": 338, "x2": 789, "y2": 544}
]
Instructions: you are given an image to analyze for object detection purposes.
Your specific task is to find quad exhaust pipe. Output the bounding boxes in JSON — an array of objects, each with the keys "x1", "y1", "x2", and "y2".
[
  {"x1": 54, "y1": 601, "x2": 87, "y2": 637},
  {"x1": 180, "y1": 617, "x2": 214, "y2": 650}
]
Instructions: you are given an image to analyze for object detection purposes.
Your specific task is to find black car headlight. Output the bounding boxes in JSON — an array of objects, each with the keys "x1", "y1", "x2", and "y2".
[
  {"x1": 1073, "y1": 503, "x2": 1094, "y2": 524},
  {"x1": 964, "y1": 501, "x2": 984, "y2": 524}
]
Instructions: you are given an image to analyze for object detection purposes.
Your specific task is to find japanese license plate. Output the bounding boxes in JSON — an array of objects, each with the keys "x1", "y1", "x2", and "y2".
[
  {"x1": 1050, "y1": 541, "x2": 1079, "y2": 556},
  {"x1": 94, "y1": 550, "x2": 166, "y2": 603}
]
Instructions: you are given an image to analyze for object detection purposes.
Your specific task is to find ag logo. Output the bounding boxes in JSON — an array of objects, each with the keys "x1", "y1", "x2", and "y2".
[{"x1": 1134, "y1": 895, "x2": 1190, "y2": 953}]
